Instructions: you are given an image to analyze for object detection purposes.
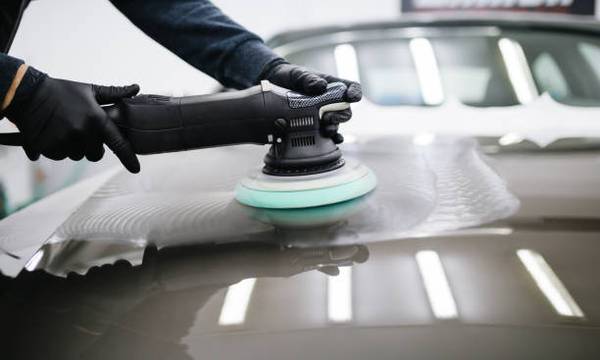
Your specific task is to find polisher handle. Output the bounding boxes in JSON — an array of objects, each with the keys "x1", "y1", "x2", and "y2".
[
  {"x1": 104, "y1": 85, "x2": 275, "y2": 154},
  {"x1": 0, "y1": 82, "x2": 351, "y2": 159},
  {"x1": 0, "y1": 132, "x2": 23, "y2": 146},
  {"x1": 106, "y1": 81, "x2": 350, "y2": 156}
]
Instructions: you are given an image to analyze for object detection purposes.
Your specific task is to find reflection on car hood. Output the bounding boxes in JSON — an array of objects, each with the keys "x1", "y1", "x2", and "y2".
[
  {"x1": 2, "y1": 136, "x2": 600, "y2": 359},
  {"x1": 3, "y1": 224, "x2": 600, "y2": 359}
]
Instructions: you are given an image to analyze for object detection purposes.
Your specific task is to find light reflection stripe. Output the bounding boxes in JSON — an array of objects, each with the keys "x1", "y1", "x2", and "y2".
[
  {"x1": 517, "y1": 249, "x2": 584, "y2": 318},
  {"x1": 334, "y1": 44, "x2": 361, "y2": 82},
  {"x1": 218, "y1": 278, "x2": 257, "y2": 326},
  {"x1": 327, "y1": 267, "x2": 353, "y2": 323},
  {"x1": 498, "y1": 38, "x2": 538, "y2": 104},
  {"x1": 410, "y1": 38, "x2": 445, "y2": 105},
  {"x1": 416, "y1": 250, "x2": 458, "y2": 319}
]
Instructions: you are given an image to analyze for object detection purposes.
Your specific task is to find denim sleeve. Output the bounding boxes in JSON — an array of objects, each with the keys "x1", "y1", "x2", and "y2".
[{"x1": 109, "y1": 0, "x2": 282, "y2": 89}]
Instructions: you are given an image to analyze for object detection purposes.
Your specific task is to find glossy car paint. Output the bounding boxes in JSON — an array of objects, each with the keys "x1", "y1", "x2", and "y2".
[{"x1": 2, "y1": 14, "x2": 600, "y2": 360}]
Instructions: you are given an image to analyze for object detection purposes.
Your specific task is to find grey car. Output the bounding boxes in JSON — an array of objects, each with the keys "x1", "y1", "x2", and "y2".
[{"x1": 1, "y1": 13, "x2": 600, "y2": 360}]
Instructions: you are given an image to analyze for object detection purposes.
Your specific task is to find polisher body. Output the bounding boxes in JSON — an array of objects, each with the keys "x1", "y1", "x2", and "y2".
[{"x1": 101, "y1": 81, "x2": 377, "y2": 208}]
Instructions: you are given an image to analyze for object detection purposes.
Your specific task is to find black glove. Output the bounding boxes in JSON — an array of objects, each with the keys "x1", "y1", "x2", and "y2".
[
  {"x1": 5, "y1": 76, "x2": 141, "y2": 173},
  {"x1": 262, "y1": 62, "x2": 362, "y2": 144}
]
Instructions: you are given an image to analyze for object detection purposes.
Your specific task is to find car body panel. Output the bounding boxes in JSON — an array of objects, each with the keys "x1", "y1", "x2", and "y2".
[
  {"x1": 2, "y1": 135, "x2": 600, "y2": 359},
  {"x1": 2, "y1": 13, "x2": 600, "y2": 360}
]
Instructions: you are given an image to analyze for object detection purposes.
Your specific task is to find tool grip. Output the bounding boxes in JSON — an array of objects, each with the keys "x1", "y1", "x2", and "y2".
[
  {"x1": 0, "y1": 132, "x2": 23, "y2": 146},
  {"x1": 105, "y1": 85, "x2": 272, "y2": 155},
  {"x1": 286, "y1": 82, "x2": 347, "y2": 110}
]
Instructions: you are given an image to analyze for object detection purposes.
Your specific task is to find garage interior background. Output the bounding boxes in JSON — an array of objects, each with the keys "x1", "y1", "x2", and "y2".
[{"x1": 1, "y1": 0, "x2": 599, "y2": 214}]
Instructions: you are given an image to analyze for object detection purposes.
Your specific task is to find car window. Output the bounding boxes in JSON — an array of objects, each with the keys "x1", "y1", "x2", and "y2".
[
  {"x1": 504, "y1": 32, "x2": 600, "y2": 106},
  {"x1": 532, "y1": 52, "x2": 571, "y2": 100},
  {"x1": 431, "y1": 36, "x2": 516, "y2": 106},
  {"x1": 284, "y1": 29, "x2": 600, "y2": 108},
  {"x1": 287, "y1": 40, "x2": 425, "y2": 106},
  {"x1": 578, "y1": 42, "x2": 600, "y2": 97},
  {"x1": 354, "y1": 40, "x2": 423, "y2": 106}
]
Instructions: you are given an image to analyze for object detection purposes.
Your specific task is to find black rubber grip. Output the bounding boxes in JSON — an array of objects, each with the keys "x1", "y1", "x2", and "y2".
[
  {"x1": 0, "y1": 132, "x2": 23, "y2": 146},
  {"x1": 104, "y1": 85, "x2": 272, "y2": 155}
]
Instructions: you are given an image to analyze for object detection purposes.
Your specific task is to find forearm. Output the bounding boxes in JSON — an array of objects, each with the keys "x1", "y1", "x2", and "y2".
[{"x1": 109, "y1": 0, "x2": 282, "y2": 89}]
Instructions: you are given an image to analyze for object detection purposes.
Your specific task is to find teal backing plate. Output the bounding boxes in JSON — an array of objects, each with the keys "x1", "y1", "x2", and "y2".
[{"x1": 235, "y1": 168, "x2": 377, "y2": 209}]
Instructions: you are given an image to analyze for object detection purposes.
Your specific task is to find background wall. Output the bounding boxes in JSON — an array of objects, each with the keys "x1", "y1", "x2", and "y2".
[{"x1": 10, "y1": 0, "x2": 400, "y2": 95}]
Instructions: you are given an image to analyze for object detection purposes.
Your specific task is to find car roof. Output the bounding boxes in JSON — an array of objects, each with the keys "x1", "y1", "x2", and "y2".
[{"x1": 267, "y1": 12, "x2": 600, "y2": 48}]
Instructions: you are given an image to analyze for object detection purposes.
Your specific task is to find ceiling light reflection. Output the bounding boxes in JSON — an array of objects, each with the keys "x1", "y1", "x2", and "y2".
[
  {"x1": 410, "y1": 38, "x2": 444, "y2": 105},
  {"x1": 517, "y1": 249, "x2": 584, "y2": 318},
  {"x1": 416, "y1": 250, "x2": 458, "y2": 319},
  {"x1": 327, "y1": 267, "x2": 353, "y2": 323},
  {"x1": 218, "y1": 278, "x2": 257, "y2": 326},
  {"x1": 334, "y1": 44, "x2": 360, "y2": 82},
  {"x1": 498, "y1": 38, "x2": 538, "y2": 104}
]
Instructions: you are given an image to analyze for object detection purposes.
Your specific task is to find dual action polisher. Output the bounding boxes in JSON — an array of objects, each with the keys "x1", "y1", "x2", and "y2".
[{"x1": 1, "y1": 81, "x2": 377, "y2": 209}]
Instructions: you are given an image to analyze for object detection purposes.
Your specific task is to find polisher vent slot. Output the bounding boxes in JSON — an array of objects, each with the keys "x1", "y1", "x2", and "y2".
[
  {"x1": 291, "y1": 136, "x2": 316, "y2": 147},
  {"x1": 290, "y1": 116, "x2": 315, "y2": 128}
]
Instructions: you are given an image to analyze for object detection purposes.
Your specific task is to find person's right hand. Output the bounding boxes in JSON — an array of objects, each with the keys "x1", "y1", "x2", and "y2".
[
  {"x1": 6, "y1": 76, "x2": 141, "y2": 173},
  {"x1": 263, "y1": 62, "x2": 362, "y2": 145}
]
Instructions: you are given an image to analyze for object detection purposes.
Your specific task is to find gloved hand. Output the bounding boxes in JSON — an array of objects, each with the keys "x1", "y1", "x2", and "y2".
[
  {"x1": 5, "y1": 76, "x2": 141, "y2": 173},
  {"x1": 262, "y1": 62, "x2": 362, "y2": 144}
]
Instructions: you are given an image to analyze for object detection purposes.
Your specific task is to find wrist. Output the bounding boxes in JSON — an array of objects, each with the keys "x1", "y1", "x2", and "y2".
[
  {"x1": 1, "y1": 64, "x2": 29, "y2": 111},
  {"x1": 259, "y1": 58, "x2": 289, "y2": 82},
  {"x1": 3, "y1": 66, "x2": 48, "y2": 121},
  {"x1": 222, "y1": 40, "x2": 283, "y2": 89}
]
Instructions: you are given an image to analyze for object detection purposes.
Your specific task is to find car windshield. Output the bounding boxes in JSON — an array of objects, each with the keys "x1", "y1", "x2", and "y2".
[{"x1": 284, "y1": 28, "x2": 600, "y2": 107}]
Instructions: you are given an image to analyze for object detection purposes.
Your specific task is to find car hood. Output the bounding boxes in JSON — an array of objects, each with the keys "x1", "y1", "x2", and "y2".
[
  {"x1": 1, "y1": 135, "x2": 600, "y2": 359},
  {"x1": 344, "y1": 94, "x2": 600, "y2": 148}
]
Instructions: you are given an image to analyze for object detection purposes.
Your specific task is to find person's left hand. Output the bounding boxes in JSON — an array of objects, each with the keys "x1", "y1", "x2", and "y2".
[{"x1": 263, "y1": 63, "x2": 362, "y2": 144}]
